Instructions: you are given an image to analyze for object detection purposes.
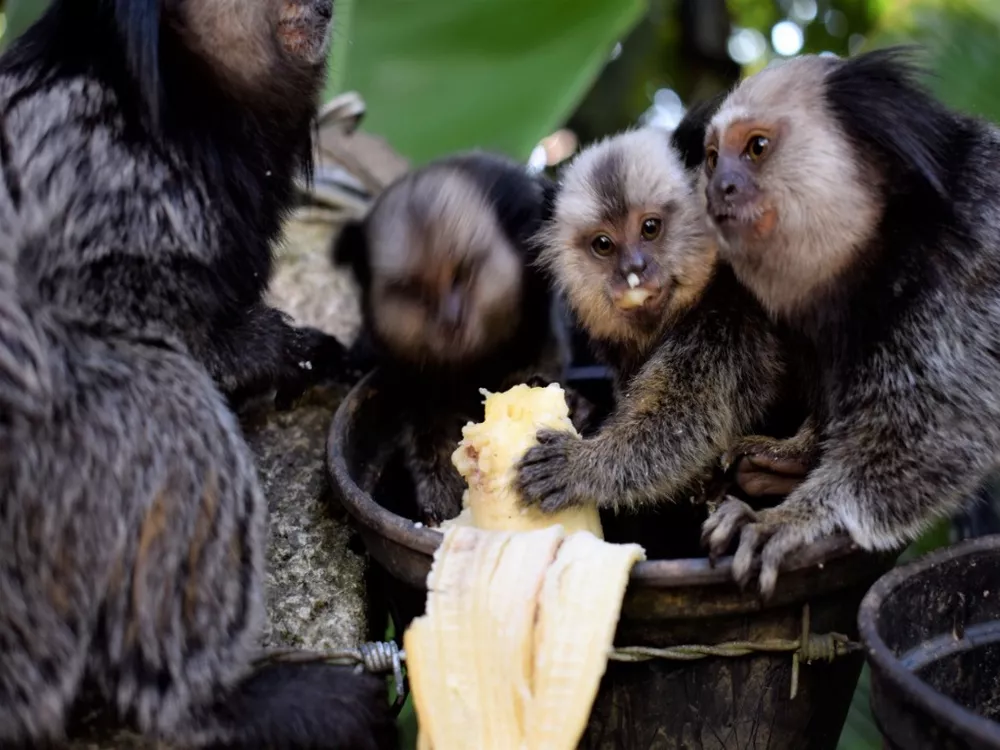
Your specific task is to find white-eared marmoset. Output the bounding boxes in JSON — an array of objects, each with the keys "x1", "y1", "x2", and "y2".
[
  {"x1": 700, "y1": 47, "x2": 1000, "y2": 597},
  {"x1": 333, "y1": 151, "x2": 586, "y2": 526},
  {"x1": 0, "y1": 0, "x2": 394, "y2": 746}
]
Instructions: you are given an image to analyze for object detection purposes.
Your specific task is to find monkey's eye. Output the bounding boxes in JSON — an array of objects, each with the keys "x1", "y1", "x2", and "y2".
[
  {"x1": 388, "y1": 280, "x2": 423, "y2": 300},
  {"x1": 640, "y1": 218, "x2": 661, "y2": 241},
  {"x1": 591, "y1": 235, "x2": 615, "y2": 257},
  {"x1": 746, "y1": 135, "x2": 770, "y2": 162},
  {"x1": 705, "y1": 147, "x2": 719, "y2": 175},
  {"x1": 453, "y1": 260, "x2": 473, "y2": 285}
]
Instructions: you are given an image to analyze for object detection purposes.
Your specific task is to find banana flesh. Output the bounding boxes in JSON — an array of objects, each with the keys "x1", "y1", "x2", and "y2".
[
  {"x1": 405, "y1": 384, "x2": 646, "y2": 749},
  {"x1": 450, "y1": 383, "x2": 604, "y2": 538}
]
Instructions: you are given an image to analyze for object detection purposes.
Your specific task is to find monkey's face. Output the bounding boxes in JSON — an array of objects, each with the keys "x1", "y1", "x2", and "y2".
[
  {"x1": 702, "y1": 56, "x2": 883, "y2": 315},
  {"x1": 168, "y1": 0, "x2": 334, "y2": 92},
  {"x1": 540, "y1": 129, "x2": 714, "y2": 347},
  {"x1": 576, "y1": 212, "x2": 672, "y2": 318},
  {"x1": 364, "y1": 171, "x2": 524, "y2": 368}
]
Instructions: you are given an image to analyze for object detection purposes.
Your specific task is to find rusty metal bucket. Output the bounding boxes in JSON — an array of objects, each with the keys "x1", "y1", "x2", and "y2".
[
  {"x1": 327, "y1": 369, "x2": 898, "y2": 749},
  {"x1": 859, "y1": 534, "x2": 1000, "y2": 750}
]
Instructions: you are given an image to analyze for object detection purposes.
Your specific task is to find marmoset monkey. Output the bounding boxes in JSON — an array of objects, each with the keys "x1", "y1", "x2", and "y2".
[
  {"x1": 333, "y1": 152, "x2": 588, "y2": 525},
  {"x1": 0, "y1": 0, "x2": 394, "y2": 746},
  {"x1": 700, "y1": 47, "x2": 1000, "y2": 597},
  {"x1": 515, "y1": 126, "x2": 812, "y2": 516}
]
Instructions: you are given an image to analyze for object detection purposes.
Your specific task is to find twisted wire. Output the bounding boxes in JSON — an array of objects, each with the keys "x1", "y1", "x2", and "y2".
[{"x1": 258, "y1": 605, "x2": 860, "y2": 704}]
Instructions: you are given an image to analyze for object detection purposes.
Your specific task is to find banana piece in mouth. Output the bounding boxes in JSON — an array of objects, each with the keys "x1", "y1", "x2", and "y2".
[{"x1": 619, "y1": 287, "x2": 654, "y2": 309}]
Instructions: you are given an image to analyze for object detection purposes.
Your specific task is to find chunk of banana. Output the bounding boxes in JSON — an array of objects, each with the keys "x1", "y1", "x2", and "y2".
[
  {"x1": 450, "y1": 383, "x2": 604, "y2": 538},
  {"x1": 618, "y1": 287, "x2": 653, "y2": 309},
  {"x1": 405, "y1": 384, "x2": 646, "y2": 749}
]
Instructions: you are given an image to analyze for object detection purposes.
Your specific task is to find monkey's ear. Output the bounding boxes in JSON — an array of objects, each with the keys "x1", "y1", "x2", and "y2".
[
  {"x1": 671, "y1": 91, "x2": 726, "y2": 170},
  {"x1": 331, "y1": 220, "x2": 370, "y2": 284},
  {"x1": 538, "y1": 176, "x2": 558, "y2": 223},
  {"x1": 824, "y1": 46, "x2": 950, "y2": 199},
  {"x1": 113, "y1": 0, "x2": 163, "y2": 127}
]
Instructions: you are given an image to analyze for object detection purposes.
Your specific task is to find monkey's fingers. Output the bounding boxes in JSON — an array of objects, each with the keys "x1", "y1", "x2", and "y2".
[
  {"x1": 701, "y1": 497, "x2": 758, "y2": 565},
  {"x1": 516, "y1": 433, "x2": 572, "y2": 469},
  {"x1": 537, "y1": 487, "x2": 584, "y2": 514},
  {"x1": 299, "y1": 326, "x2": 365, "y2": 384},
  {"x1": 757, "y1": 520, "x2": 819, "y2": 599},
  {"x1": 515, "y1": 469, "x2": 566, "y2": 506},
  {"x1": 274, "y1": 370, "x2": 310, "y2": 411},
  {"x1": 535, "y1": 429, "x2": 574, "y2": 446},
  {"x1": 517, "y1": 449, "x2": 559, "y2": 470}
]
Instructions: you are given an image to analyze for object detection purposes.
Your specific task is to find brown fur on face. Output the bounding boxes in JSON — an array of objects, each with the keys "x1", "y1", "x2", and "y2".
[
  {"x1": 364, "y1": 167, "x2": 524, "y2": 367},
  {"x1": 168, "y1": 0, "x2": 333, "y2": 94},
  {"x1": 701, "y1": 55, "x2": 884, "y2": 316},
  {"x1": 538, "y1": 128, "x2": 717, "y2": 354}
]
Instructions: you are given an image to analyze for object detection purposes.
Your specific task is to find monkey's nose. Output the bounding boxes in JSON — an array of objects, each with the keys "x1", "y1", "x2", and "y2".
[
  {"x1": 619, "y1": 247, "x2": 648, "y2": 278},
  {"x1": 439, "y1": 291, "x2": 464, "y2": 331},
  {"x1": 711, "y1": 167, "x2": 753, "y2": 203}
]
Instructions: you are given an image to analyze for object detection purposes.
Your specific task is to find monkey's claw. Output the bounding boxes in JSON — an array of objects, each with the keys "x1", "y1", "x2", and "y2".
[
  {"x1": 702, "y1": 497, "x2": 829, "y2": 598},
  {"x1": 701, "y1": 497, "x2": 758, "y2": 566},
  {"x1": 515, "y1": 430, "x2": 582, "y2": 513}
]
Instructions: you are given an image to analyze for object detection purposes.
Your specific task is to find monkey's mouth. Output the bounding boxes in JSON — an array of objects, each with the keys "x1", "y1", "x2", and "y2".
[
  {"x1": 711, "y1": 204, "x2": 776, "y2": 240},
  {"x1": 613, "y1": 284, "x2": 667, "y2": 313},
  {"x1": 711, "y1": 206, "x2": 754, "y2": 226}
]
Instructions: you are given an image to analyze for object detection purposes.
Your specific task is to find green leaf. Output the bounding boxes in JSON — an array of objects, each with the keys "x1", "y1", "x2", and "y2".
[
  {"x1": 867, "y1": 0, "x2": 1000, "y2": 123},
  {"x1": 1, "y1": 0, "x2": 49, "y2": 52},
  {"x1": 338, "y1": 0, "x2": 647, "y2": 166},
  {"x1": 837, "y1": 665, "x2": 882, "y2": 750}
]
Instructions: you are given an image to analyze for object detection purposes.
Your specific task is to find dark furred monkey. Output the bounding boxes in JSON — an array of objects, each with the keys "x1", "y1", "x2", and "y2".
[
  {"x1": 700, "y1": 47, "x2": 1000, "y2": 597},
  {"x1": 0, "y1": 0, "x2": 394, "y2": 747},
  {"x1": 514, "y1": 126, "x2": 812, "y2": 517},
  {"x1": 333, "y1": 152, "x2": 581, "y2": 526},
  {"x1": 1, "y1": 0, "x2": 354, "y2": 407}
]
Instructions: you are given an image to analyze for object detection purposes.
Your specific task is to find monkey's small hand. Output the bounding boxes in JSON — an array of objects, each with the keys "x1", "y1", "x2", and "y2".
[
  {"x1": 722, "y1": 432, "x2": 817, "y2": 498},
  {"x1": 515, "y1": 430, "x2": 586, "y2": 513},
  {"x1": 274, "y1": 326, "x2": 358, "y2": 410},
  {"x1": 701, "y1": 496, "x2": 830, "y2": 598}
]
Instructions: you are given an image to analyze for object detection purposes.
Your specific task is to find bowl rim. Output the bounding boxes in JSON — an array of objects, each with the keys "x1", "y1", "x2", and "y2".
[
  {"x1": 327, "y1": 369, "x2": 870, "y2": 589},
  {"x1": 857, "y1": 533, "x2": 1000, "y2": 747}
]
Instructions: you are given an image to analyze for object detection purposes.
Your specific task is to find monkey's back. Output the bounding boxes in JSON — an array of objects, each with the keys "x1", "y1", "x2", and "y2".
[{"x1": 0, "y1": 325, "x2": 266, "y2": 739}]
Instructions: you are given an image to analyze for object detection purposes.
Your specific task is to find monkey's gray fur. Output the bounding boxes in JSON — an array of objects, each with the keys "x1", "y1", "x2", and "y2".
[
  {"x1": 701, "y1": 47, "x2": 1000, "y2": 598},
  {"x1": 0, "y1": 0, "x2": 394, "y2": 747},
  {"x1": 515, "y1": 128, "x2": 811, "y2": 516}
]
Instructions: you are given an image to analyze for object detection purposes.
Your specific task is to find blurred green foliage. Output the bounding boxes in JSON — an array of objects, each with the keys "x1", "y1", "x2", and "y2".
[
  {"x1": 868, "y1": 0, "x2": 1000, "y2": 121},
  {"x1": 0, "y1": 0, "x2": 46, "y2": 49},
  {"x1": 336, "y1": 0, "x2": 645, "y2": 166}
]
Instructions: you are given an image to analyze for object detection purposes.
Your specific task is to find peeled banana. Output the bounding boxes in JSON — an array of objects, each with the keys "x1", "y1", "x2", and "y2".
[
  {"x1": 404, "y1": 384, "x2": 646, "y2": 749},
  {"x1": 450, "y1": 383, "x2": 604, "y2": 538}
]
